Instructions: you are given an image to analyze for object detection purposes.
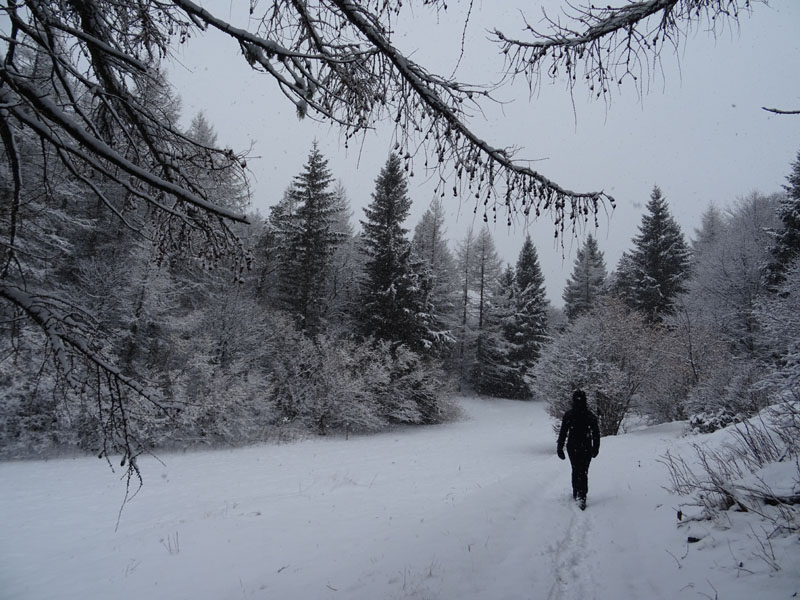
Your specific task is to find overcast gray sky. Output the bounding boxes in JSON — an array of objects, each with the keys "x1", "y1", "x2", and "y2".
[{"x1": 167, "y1": 1, "x2": 800, "y2": 305}]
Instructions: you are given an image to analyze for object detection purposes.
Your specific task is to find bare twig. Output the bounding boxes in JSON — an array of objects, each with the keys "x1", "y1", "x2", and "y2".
[{"x1": 762, "y1": 107, "x2": 800, "y2": 115}]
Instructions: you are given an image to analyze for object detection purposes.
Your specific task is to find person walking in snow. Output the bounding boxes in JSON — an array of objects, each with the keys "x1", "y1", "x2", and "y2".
[{"x1": 557, "y1": 389, "x2": 600, "y2": 510}]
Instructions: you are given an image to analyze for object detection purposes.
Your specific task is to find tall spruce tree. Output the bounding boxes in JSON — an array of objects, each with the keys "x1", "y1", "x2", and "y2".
[
  {"x1": 492, "y1": 264, "x2": 518, "y2": 367},
  {"x1": 619, "y1": 186, "x2": 692, "y2": 322},
  {"x1": 278, "y1": 143, "x2": 345, "y2": 332},
  {"x1": 512, "y1": 236, "x2": 550, "y2": 363},
  {"x1": 360, "y1": 154, "x2": 437, "y2": 353},
  {"x1": 562, "y1": 234, "x2": 607, "y2": 321},
  {"x1": 769, "y1": 149, "x2": 800, "y2": 286},
  {"x1": 500, "y1": 235, "x2": 550, "y2": 398}
]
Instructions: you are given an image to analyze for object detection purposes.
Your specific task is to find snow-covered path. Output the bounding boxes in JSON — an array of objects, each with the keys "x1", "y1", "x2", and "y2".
[{"x1": 1, "y1": 397, "x2": 797, "y2": 599}]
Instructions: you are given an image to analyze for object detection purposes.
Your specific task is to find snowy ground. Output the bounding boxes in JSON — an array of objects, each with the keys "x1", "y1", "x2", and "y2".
[{"x1": 1, "y1": 397, "x2": 798, "y2": 600}]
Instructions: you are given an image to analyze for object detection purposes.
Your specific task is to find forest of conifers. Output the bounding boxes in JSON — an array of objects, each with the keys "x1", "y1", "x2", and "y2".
[{"x1": 3, "y1": 104, "x2": 800, "y2": 461}]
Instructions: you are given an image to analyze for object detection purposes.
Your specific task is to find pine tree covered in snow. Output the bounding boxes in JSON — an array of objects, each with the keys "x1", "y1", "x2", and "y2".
[
  {"x1": 258, "y1": 189, "x2": 300, "y2": 308},
  {"x1": 617, "y1": 186, "x2": 692, "y2": 323},
  {"x1": 562, "y1": 234, "x2": 607, "y2": 321},
  {"x1": 768, "y1": 149, "x2": 800, "y2": 287},
  {"x1": 359, "y1": 154, "x2": 439, "y2": 354},
  {"x1": 453, "y1": 227, "x2": 524, "y2": 398},
  {"x1": 513, "y1": 236, "x2": 550, "y2": 361},
  {"x1": 277, "y1": 144, "x2": 346, "y2": 333},
  {"x1": 609, "y1": 250, "x2": 636, "y2": 306},
  {"x1": 498, "y1": 236, "x2": 550, "y2": 399},
  {"x1": 487, "y1": 265, "x2": 522, "y2": 394}
]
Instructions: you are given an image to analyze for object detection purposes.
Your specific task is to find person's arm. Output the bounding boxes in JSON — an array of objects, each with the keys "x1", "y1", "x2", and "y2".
[
  {"x1": 591, "y1": 415, "x2": 600, "y2": 457},
  {"x1": 556, "y1": 413, "x2": 570, "y2": 459}
]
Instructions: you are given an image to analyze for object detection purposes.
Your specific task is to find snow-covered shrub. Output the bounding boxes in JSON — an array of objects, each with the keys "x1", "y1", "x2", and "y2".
[
  {"x1": 0, "y1": 326, "x2": 161, "y2": 458},
  {"x1": 265, "y1": 324, "x2": 456, "y2": 434},
  {"x1": 633, "y1": 330, "x2": 693, "y2": 425},
  {"x1": 684, "y1": 357, "x2": 773, "y2": 433},
  {"x1": 264, "y1": 315, "x2": 388, "y2": 434},
  {"x1": 383, "y1": 345, "x2": 456, "y2": 425},
  {"x1": 267, "y1": 333, "x2": 375, "y2": 434},
  {"x1": 535, "y1": 298, "x2": 669, "y2": 435},
  {"x1": 166, "y1": 367, "x2": 277, "y2": 446},
  {"x1": 0, "y1": 353, "x2": 68, "y2": 457},
  {"x1": 664, "y1": 262, "x2": 800, "y2": 544},
  {"x1": 688, "y1": 409, "x2": 739, "y2": 434}
]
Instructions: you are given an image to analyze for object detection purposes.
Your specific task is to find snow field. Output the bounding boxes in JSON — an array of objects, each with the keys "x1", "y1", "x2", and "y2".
[{"x1": 1, "y1": 397, "x2": 798, "y2": 599}]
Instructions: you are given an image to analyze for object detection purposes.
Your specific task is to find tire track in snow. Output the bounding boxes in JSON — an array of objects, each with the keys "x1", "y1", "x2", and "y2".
[{"x1": 546, "y1": 500, "x2": 596, "y2": 600}]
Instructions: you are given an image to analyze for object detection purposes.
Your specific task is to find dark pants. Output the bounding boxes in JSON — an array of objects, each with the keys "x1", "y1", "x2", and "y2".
[{"x1": 568, "y1": 452, "x2": 592, "y2": 500}]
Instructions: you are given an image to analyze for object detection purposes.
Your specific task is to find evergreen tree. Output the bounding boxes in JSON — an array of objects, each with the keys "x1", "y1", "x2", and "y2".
[
  {"x1": 769, "y1": 149, "x2": 800, "y2": 286},
  {"x1": 184, "y1": 112, "x2": 249, "y2": 214},
  {"x1": 469, "y1": 230, "x2": 508, "y2": 395},
  {"x1": 609, "y1": 251, "x2": 635, "y2": 305},
  {"x1": 692, "y1": 204, "x2": 726, "y2": 260},
  {"x1": 325, "y1": 183, "x2": 362, "y2": 329},
  {"x1": 360, "y1": 154, "x2": 437, "y2": 353},
  {"x1": 471, "y1": 228, "x2": 504, "y2": 344},
  {"x1": 412, "y1": 197, "x2": 458, "y2": 329},
  {"x1": 497, "y1": 264, "x2": 516, "y2": 306},
  {"x1": 562, "y1": 234, "x2": 607, "y2": 321},
  {"x1": 512, "y1": 236, "x2": 550, "y2": 364},
  {"x1": 620, "y1": 186, "x2": 692, "y2": 322},
  {"x1": 499, "y1": 236, "x2": 550, "y2": 398},
  {"x1": 278, "y1": 143, "x2": 345, "y2": 332},
  {"x1": 253, "y1": 189, "x2": 297, "y2": 308},
  {"x1": 477, "y1": 263, "x2": 523, "y2": 398},
  {"x1": 454, "y1": 228, "x2": 477, "y2": 381}
]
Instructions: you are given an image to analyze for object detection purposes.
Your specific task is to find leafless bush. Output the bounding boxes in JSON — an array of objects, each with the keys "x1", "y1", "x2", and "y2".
[{"x1": 660, "y1": 404, "x2": 800, "y2": 535}]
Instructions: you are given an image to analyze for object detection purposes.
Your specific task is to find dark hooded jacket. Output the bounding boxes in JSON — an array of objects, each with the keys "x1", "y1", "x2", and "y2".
[{"x1": 557, "y1": 396, "x2": 600, "y2": 458}]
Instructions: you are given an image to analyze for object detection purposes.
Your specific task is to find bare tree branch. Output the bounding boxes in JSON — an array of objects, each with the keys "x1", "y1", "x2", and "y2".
[
  {"x1": 762, "y1": 107, "x2": 800, "y2": 115},
  {"x1": 494, "y1": 0, "x2": 761, "y2": 100},
  {"x1": 0, "y1": 283, "x2": 167, "y2": 477}
]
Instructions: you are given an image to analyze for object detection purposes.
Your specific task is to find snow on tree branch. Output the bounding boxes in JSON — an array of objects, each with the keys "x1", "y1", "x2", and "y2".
[
  {"x1": 0, "y1": 283, "x2": 166, "y2": 485},
  {"x1": 1, "y1": 1, "x2": 251, "y2": 225}
]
